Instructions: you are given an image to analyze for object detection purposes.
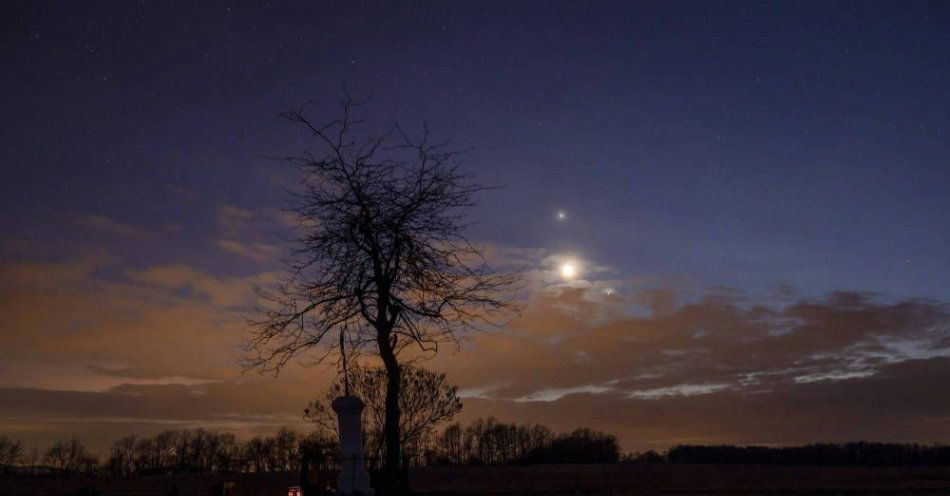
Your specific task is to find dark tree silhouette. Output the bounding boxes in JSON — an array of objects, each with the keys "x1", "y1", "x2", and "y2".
[
  {"x1": 526, "y1": 428, "x2": 620, "y2": 464},
  {"x1": 44, "y1": 438, "x2": 97, "y2": 475},
  {"x1": 244, "y1": 93, "x2": 518, "y2": 494},
  {"x1": 106, "y1": 436, "x2": 136, "y2": 477},
  {"x1": 0, "y1": 437, "x2": 24, "y2": 478},
  {"x1": 428, "y1": 418, "x2": 621, "y2": 466},
  {"x1": 304, "y1": 365, "x2": 462, "y2": 466},
  {"x1": 432, "y1": 417, "x2": 554, "y2": 465}
]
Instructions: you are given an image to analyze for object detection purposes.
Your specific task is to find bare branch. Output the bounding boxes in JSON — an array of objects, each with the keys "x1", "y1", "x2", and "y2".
[{"x1": 245, "y1": 94, "x2": 519, "y2": 374}]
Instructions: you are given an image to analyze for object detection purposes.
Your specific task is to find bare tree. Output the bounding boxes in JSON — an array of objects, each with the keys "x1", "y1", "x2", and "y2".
[
  {"x1": 244, "y1": 436, "x2": 270, "y2": 473},
  {"x1": 435, "y1": 423, "x2": 464, "y2": 465},
  {"x1": 25, "y1": 446, "x2": 40, "y2": 476},
  {"x1": 304, "y1": 365, "x2": 462, "y2": 465},
  {"x1": 44, "y1": 438, "x2": 95, "y2": 475},
  {"x1": 0, "y1": 437, "x2": 24, "y2": 478},
  {"x1": 245, "y1": 93, "x2": 517, "y2": 494},
  {"x1": 106, "y1": 436, "x2": 136, "y2": 476},
  {"x1": 430, "y1": 418, "x2": 556, "y2": 466},
  {"x1": 214, "y1": 433, "x2": 243, "y2": 473},
  {"x1": 274, "y1": 427, "x2": 300, "y2": 472},
  {"x1": 153, "y1": 430, "x2": 177, "y2": 472}
]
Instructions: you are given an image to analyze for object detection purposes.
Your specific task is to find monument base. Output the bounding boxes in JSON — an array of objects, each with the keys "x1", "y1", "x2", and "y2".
[
  {"x1": 336, "y1": 455, "x2": 373, "y2": 495},
  {"x1": 332, "y1": 395, "x2": 375, "y2": 496}
]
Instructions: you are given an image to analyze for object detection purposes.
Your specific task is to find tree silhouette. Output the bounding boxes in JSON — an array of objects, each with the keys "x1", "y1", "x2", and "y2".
[
  {"x1": 245, "y1": 92, "x2": 518, "y2": 494},
  {"x1": 0, "y1": 437, "x2": 24, "y2": 478},
  {"x1": 44, "y1": 438, "x2": 97, "y2": 475},
  {"x1": 304, "y1": 364, "x2": 462, "y2": 466}
]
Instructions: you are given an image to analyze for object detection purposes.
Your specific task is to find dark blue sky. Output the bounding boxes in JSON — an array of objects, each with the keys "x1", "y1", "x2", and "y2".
[
  {"x1": 3, "y1": 0, "x2": 949, "y2": 298},
  {"x1": 6, "y1": 0, "x2": 950, "y2": 453}
]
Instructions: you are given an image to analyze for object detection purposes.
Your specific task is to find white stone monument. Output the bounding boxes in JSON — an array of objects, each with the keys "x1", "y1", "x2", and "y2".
[{"x1": 332, "y1": 395, "x2": 374, "y2": 495}]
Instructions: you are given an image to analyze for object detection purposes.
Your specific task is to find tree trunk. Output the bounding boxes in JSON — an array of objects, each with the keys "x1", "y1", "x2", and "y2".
[{"x1": 378, "y1": 331, "x2": 404, "y2": 495}]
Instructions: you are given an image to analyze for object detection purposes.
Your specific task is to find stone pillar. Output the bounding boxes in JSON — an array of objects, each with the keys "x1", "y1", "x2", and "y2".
[{"x1": 332, "y1": 395, "x2": 374, "y2": 495}]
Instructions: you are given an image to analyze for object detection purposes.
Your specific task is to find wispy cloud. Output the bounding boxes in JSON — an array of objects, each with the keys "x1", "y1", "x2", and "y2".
[
  {"x1": 75, "y1": 214, "x2": 149, "y2": 239},
  {"x1": 213, "y1": 204, "x2": 291, "y2": 263},
  {"x1": 2, "y1": 249, "x2": 950, "y2": 452}
]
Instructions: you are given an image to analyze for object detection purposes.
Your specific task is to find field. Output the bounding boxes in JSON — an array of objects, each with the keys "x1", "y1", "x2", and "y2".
[{"x1": 4, "y1": 463, "x2": 950, "y2": 496}]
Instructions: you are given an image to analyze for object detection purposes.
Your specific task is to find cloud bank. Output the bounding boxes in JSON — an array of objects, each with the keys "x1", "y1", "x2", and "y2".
[{"x1": 2, "y1": 220, "x2": 949, "y2": 453}]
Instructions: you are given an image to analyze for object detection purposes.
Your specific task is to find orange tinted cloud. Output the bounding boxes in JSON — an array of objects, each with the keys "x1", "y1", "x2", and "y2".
[{"x1": 2, "y1": 252, "x2": 949, "y2": 453}]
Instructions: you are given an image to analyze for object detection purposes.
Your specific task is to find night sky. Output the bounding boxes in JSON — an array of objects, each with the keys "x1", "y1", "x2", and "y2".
[{"x1": 2, "y1": 1, "x2": 950, "y2": 453}]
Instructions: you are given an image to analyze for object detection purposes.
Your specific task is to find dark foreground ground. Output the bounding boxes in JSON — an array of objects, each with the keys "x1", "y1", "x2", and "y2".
[{"x1": 4, "y1": 464, "x2": 950, "y2": 496}]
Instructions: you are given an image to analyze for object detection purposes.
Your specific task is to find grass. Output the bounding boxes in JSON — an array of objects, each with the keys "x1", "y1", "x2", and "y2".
[{"x1": 4, "y1": 463, "x2": 950, "y2": 495}]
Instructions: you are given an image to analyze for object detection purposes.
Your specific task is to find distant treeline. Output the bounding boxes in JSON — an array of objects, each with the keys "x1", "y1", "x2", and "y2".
[
  {"x1": 8, "y1": 430, "x2": 950, "y2": 480},
  {"x1": 659, "y1": 442, "x2": 950, "y2": 466},
  {"x1": 0, "y1": 429, "x2": 337, "y2": 478},
  {"x1": 103, "y1": 428, "x2": 337, "y2": 476},
  {"x1": 0, "y1": 418, "x2": 621, "y2": 478},
  {"x1": 428, "y1": 417, "x2": 620, "y2": 465}
]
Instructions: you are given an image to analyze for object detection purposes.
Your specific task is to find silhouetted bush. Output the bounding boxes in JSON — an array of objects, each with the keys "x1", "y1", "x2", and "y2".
[
  {"x1": 526, "y1": 428, "x2": 620, "y2": 464},
  {"x1": 622, "y1": 450, "x2": 664, "y2": 463},
  {"x1": 428, "y1": 418, "x2": 619, "y2": 466},
  {"x1": 428, "y1": 417, "x2": 550, "y2": 465}
]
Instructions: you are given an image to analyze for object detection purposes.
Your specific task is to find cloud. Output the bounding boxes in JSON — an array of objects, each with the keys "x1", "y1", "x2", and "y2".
[
  {"x1": 74, "y1": 214, "x2": 149, "y2": 239},
  {"x1": 625, "y1": 382, "x2": 731, "y2": 399},
  {"x1": 424, "y1": 288, "x2": 950, "y2": 448},
  {"x1": 215, "y1": 239, "x2": 281, "y2": 262},
  {"x1": 2, "y1": 251, "x2": 950, "y2": 453},
  {"x1": 0, "y1": 254, "x2": 336, "y2": 451},
  {"x1": 0, "y1": 381, "x2": 315, "y2": 453},
  {"x1": 213, "y1": 204, "x2": 291, "y2": 262},
  {"x1": 514, "y1": 384, "x2": 614, "y2": 402},
  {"x1": 217, "y1": 205, "x2": 255, "y2": 235},
  {"x1": 0, "y1": 258, "x2": 279, "y2": 386},
  {"x1": 127, "y1": 263, "x2": 269, "y2": 306}
]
